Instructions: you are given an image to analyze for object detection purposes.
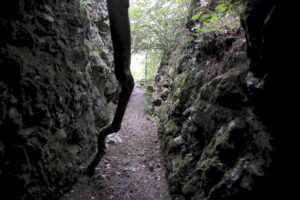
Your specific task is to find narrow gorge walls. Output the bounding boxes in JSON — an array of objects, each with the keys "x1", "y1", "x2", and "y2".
[
  {"x1": 0, "y1": 0, "x2": 296, "y2": 199},
  {"x1": 150, "y1": 0, "x2": 293, "y2": 199},
  {"x1": 0, "y1": 0, "x2": 118, "y2": 199}
]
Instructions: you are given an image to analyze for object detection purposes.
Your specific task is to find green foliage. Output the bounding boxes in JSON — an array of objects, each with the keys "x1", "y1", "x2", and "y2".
[
  {"x1": 129, "y1": 0, "x2": 189, "y2": 53},
  {"x1": 144, "y1": 50, "x2": 163, "y2": 80},
  {"x1": 129, "y1": 0, "x2": 189, "y2": 81},
  {"x1": 191, "y1": 13, "x2": 201, "y2": 20},
  {"x1": 190, "y1": 0, "x2": 241, "y2": 35},
  {"x1": 131, "y1": 50, "x2": 163, "y2": 81},
  {"x1": 215, "y1": 3, "x2": 228, "y2": 12}
]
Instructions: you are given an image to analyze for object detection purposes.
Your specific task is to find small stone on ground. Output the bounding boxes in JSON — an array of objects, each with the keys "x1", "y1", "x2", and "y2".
[{"x1": 60, "y1": 88, "x2": 171, "y2": 200}]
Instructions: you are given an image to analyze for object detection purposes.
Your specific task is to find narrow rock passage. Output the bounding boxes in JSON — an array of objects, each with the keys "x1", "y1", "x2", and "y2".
[{"x1": 61, "y1": 88, "x2": 171, "y2": 200}]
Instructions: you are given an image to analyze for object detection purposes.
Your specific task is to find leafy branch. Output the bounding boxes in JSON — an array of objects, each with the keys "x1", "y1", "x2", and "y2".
[{"x1": 190, "y1": 0, "x2": 241, "y2": 35}]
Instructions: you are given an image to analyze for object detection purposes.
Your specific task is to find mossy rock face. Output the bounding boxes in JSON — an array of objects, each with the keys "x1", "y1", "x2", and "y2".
[
  {"x1": 151, "y1": 0, "x2": 275, "y2": 198},
  {"x1": 175, "y1": 71, "x2": 188, "y2": 89},
  {"x1": 182, "y1": 180, "x2": 198, "y2": 195},
  {"x1": 164, "y1": 120, "x2": 181, "y2": 136}
]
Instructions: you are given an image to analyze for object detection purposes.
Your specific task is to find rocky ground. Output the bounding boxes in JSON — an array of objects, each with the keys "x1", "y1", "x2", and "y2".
[{"x1": 60, "y1": 88, "x2": 171, "y2": 200}]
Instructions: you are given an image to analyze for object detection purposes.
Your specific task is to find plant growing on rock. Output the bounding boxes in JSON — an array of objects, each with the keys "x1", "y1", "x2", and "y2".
[{"x1": 190, "y1": 0, "x2": 241, "y2": 35}]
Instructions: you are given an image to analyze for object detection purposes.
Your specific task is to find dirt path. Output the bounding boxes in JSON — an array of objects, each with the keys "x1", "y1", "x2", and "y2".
[{"x1": 60, "y1": 88, "x2": 171, "y2": 200}]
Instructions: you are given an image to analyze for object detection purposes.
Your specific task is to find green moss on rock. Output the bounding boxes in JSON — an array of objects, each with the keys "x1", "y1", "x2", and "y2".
[
  {"x1": 164, "y1": 120, "x2": 180, "y2": 136},
  {"x1": 182, "y1": 180, "x2": 197, "y2": 195},
  {"x1": 74, "y1": 0, "x2": 89, "y2": 20},
  {"x1": 175, "y1": 71, "x2": 188, "y2": 89}
]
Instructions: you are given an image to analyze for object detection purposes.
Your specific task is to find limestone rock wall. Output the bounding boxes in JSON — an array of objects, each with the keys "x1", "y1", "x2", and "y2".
[
  {"x1": 0, "y1": 0, "x2": 118, "y2": 199},
  {"x1": 150, "y1": 0, "x2": 277, "y2": 199}
]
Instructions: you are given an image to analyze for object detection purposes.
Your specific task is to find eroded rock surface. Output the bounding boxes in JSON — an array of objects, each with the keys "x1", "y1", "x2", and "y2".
[
  {"x1": 149, "y1": 0, "x2": 278, "y2": 199},
  {"x1": 0, "y1": 0, "x2": 118, "y2": 199}
]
